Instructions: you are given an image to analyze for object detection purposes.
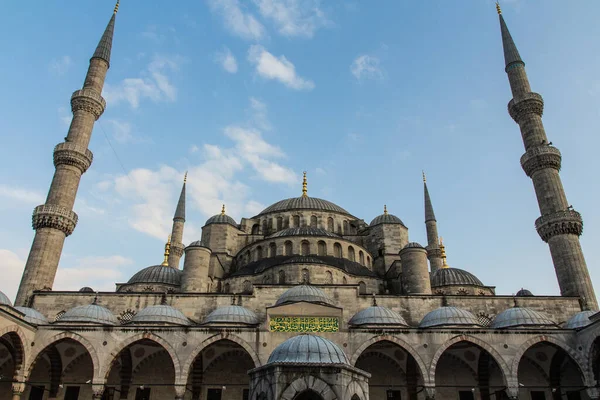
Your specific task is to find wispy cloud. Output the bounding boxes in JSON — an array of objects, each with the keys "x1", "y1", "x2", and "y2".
[
  {"x1": 249, "y1": 97, "x2": 271, "y2": 131},
  {"x1": 215, "y1": 47, "x2": 239, "y2": 73},
  {"x1": 208, "y1": 0, "x2": 266, "y2": 41},
  {"x1": 49, "y1": 56, "x2": 72, "y2": 75},
  {"x1": 253, "y1": 0, "x2": 329, "y2": 38},
  {"x1": 350, "y1": 54, "x2": 384, "y2": 81},
  {"x1": 105, "y1": 119, "x2": 153, "y2": 144},
  {"x1": 0, "y1": 184, "x2": 44, "y2": 205},
  {"x1": 54, "y1": 255, "x2": 132, "y2": 292},
  {"x1": 248, "y1": 45, "x2": 315, "y2": 90}
]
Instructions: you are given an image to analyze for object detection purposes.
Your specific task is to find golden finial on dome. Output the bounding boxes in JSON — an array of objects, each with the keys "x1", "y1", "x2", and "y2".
[
  {"x1": 302, "y1": 171, "x2": 308, "y2": 197},
  {"x1": 422, "y1": 170, "x2": 426, "y2": 183},
  {"x1": 114, "y1": 0, "x2": 120, "y2": 14},
  {"x1": 161, "y1": 235, "x2": 171, "y2": 266},
  {"x1": 439, "y1": 237, "x2": 449, "y2": 269},
  {"x1": 221, "y1": 204, "x2": 226, "y2": 215},
  {"x1": 384, "y1": 205, "x2": 388, "y2": 215},
  {"x1": 496, "y1": 2, "x2": 502, "y2": 15}
]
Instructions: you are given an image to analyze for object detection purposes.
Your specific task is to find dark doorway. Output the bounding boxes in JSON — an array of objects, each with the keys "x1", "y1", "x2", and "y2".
[
  {"x1": 566, "y1": 392, "x2": 581, "y2": 400},
  {"x1": 64, "y1": 386, "x2": 81, "y2": 400},
  {"x1": 102, "y1": 388, "x2": 116, "y2": 400},
  {"x1": 28, "y1": 387, "x2": 45, "y2": 400},
  {"x1": 243, "y1": 389, "x2": 250, "y2": 400},
  {"x1": 387, "y1": 390, "x2": 401, "y2": 400},
  {"x1": 134, "y1": 388, "x2": 151, "y2": 400},
  {"x1": 207, "y1": 388, "x2": 223, "y2": 400},
  {"x1": 459, "y1": 391, "x2": 475, "y2": 400},
  {"x1": 295, "y1": 390, "x2": 324, "y2": 400},
  {"x1": 531, "y1": 392, "x2": 546, "y2": 400}
]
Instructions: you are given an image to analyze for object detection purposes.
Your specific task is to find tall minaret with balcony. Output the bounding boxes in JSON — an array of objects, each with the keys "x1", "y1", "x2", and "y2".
[
  {"x1": 15, "y1": 2, "x2": 120, "y2": 305},
  {"x1": 423, "y1": 173, "x2": 443, "y2": 273},
  {"x1": 168, "y1": 173, "x2": 187, "y2": 268},
  {"x1": 497, "y1": 4, "x2": 597, "y2": 309}
]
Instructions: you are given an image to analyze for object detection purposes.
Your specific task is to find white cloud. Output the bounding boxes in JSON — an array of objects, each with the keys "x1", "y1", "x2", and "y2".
[
  {"x1": 0, "y1": 184, "x2": 44, "y2": 205},
  {"x1": 103, "y1": 55, "x2": 181, "y2": 108},
  {"x1": 215, "y1": 47, "x2": 238, "y2": 73},
  {"x1": 208, "y1": 0, "x2": 266, "y2": 40},
  {"x1": 105, "y1": 119, "x2": 153, "y2": 144},
  {"x1": 190, "y1": 145, "x2": 200, "y2": 153},
  {"x1": 249, "y1": 97, "x2": 271, "y2": 131},
  {"x1": 350, "y1": 54, "x2": 383, "y2": 80},
  {"x1": 253, "y1": 0, "x2": 328, "y2": 38},
  {"x1": 0, "y1": 250, "x2": 26, "y2": 301},
  {"x1": 248, "y1": 45, "x2": 315, "y2": 90},
  {"x1": 49, "y1": 56, "x2": 72, "y2": 75},
  {"x1": 54, "y1": 255, "x2": 133, "y2": 292}
]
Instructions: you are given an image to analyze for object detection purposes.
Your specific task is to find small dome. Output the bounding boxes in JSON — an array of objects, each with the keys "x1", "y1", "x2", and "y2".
[
  {"x1": 187, "y1": 240, "x2": 204, "y2": 248},
  {"x1": 491, "y1": 307, "x2": 556, "y2": 329},
  {"x1": 79, "y1": 287, "x2": 94, "y2": 293},
  {"x1": 370, "y1": 213, "x2": 405, "y2": 227},
  {"x1": 431, "y1": 268, "x2": 484, "y2": 287},
  {"x1": 0, "y1": 290, "x2": 12, "y2": 306},
  {"x1": 205, "y1": 213, "x2": 237, "y2": 227},
  {"x1": 276, "y1": 285, "x2": 333, "y2": 306},
  {"x1": 269, "y1": 227, "x2": 339, "y2": 239},
  {"x1": 516, "y1": 288, "x2": 534, "y2": 297},
  {"x1": 349, "y1": 306, "x2": 409, "y2": 327},
  {"x1": 419, "y1": 306, "x2": 480, "y2": 328},
  {"x1": 404, "y1": 242, "x2": 424, "y2": 249},
  {"x1": 257, "y1": 196, "x2": 352, "y2": 217},
  {"x1": 131, "y1": 305, "x2": 190, "y2": 326},
  {"x1": 14, "y1": 307, "x2": 47, "y2": 325},
  {"x1": 564, "y1": 311, "x2": 595, "y2": 329},
  {"x1": 203, "y1": 305, "x2": 259, "y2": 325},
  {"x1": 127, "y1": 265, "x2": 182, "y2": 286},
  {"x1": 267, "y1": 335, "x2": 349, "y2": 365},
  {"x1": 60, "y1": 304, "x2": 117, "y2": 325}
]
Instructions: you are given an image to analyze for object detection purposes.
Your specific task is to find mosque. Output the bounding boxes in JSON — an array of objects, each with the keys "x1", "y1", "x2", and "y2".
[{"x1": 0, "y1": 2, "x2": 599, "y2": 400}]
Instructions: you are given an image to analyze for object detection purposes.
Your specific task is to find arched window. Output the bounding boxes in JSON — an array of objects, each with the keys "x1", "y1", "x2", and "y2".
[
  {"x1": 317, "y1": 241, "x2": 327, "y2": 256},
  {"x1": 293, "y1": 215, "x2": 300, "y2": 227},
  {"x1": 327, "y1": 217, "x2": 334, "y2": 232},
  {"x1": 245, "y1": 250, "x2": 251, "y2": 264},
  {"x1": 334, "y1": 242, "x2": 342, "y2": 258},
  {"x1": 269, "y1": 242, "x2": 277, "y2": 257},
  {"x1": 348, "y1": 246, "x2": 356, "y2": 262},
  {"x1": 284, "y1": 241, "x2": 293, "y2": 256},
  {"x1": 325, "y1": 271, "x2": 333, "y2": 284},
  {"x1": 278, "y1": 270, "x2": 285, "y2": 284},
  {"x1": 223, "y1": 283, "x2": 230, "y2": 293},
  {"x1": 367, "y1": 256, "x2": 371, "y2": 267},
  {"x1": 310, "y1": 215, "x2": 318, "y2": 228},
  {"x1": 251, "y1": 224, "x2": 260, "y2": 235},
  {"x1": 302, "y1": 268, "x2": 310, "y2": 283},
  {"x1": 343, "y1": 220, "x2": 349, "y2": 234},
  {"x1": 267, "y1": 218, "x2": 273, "y2": 233},
  {"x1": 276, "y1": 217, "x2": 283, "y2": 230},
  {"x1": 262, "y1": 219, "x2": 268, "y2": 234},
  {"x1": 358, "y1": 281, "x2": 367, "y2": 294},
  {"x1": 243, "y1": 280, "x2": 253, "y2": 294},
  {"x1": 284, "y1": 216, "x2": 290, "y2": 228},
  {"x1": 301, "y1": 240, "x2": 310, "y2": 256},
  {"x1": 359, "y1": 250, "x2": 365, "y2": 265},
  {"x1": 255, "y1": 246, "x2": 263, "y2": 261}
]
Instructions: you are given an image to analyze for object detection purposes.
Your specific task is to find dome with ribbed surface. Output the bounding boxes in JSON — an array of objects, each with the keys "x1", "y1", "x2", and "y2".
[
  {"x1": 205, "y1": 213, "x2": 237, "y2": 227},
  {"x1": 419, "y1": 306, "x2": 480, "y2": 328},
  {"x1": 276, "y1": 285, "x2": 334, "y2": 306},
  {"x1": 187, "y1": 240, "x2": 204, "y2": 248},
  {"x1": 131, "y1": 305, "x2": 190, "y2": 326},
  {"x1": 269, "y1": 227, "x2": 339, "y2": 238},
  {"x1": 59, "y1": 304, "x2": 117, "y2": 325},
  {"x1": 404, "y1": 242, "x2": 424, "y2": 249},
  {"x1": 79, "y1": 287, "x2": 94, "y2": 293},
  {"x1": 516, "y1": 288, "x2": 534, "y2": 297},
  {"x1": 203, "y1": 305, "x2": 259, "y2": 325},
  {"x1": 0, "y1": 290, "x2": 12, "y2": 306},
  {"x1": 431, "y1": 268, "x2": 484, "y2": 287},
  {"x1": 370, "y1": 213, "x2": 405, "y2": 227},
  {"x1": 127, "y1": 265, "x2": 182, "y2": 286},
  {"x1": 267, "y1": 335, "x2": 349, "y2": 365},
  {"x1": 564, "y1": 311, "x2": 595, "y2": 329},
  {"x1": 491, "y1": 307, "x2": 556, "y2": 329},
  {"x1": 14, "y1": 307, "x2": 48, "y2": 325},
  {"x1": 349, "y1": 306, "x2": 409, "y2": 327},
  {"x1": 256, "y1": 197, "x2": 352, "y2": 217}
]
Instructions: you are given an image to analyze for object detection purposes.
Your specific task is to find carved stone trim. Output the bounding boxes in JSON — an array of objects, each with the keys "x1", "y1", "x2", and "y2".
[
  {"x1": 535, "y1": 209, "x2": 583, "y2": 242},
  {"x1": 520, "y1": 145, "x2": 561, "y2": 177},
  {"x1": 71, "y1": 89, "x2": 106, "y2": 120},
  {"x1": 508, "y1": 92, "x2": 544, "y2": 122},
  {"x1": 53, "y1": 142, "x2": 94, "y2": 173},
  {"x1": 170, "y1": 244, "x2": 184, "y2": 258},
  {"x1": 32, "y1": 204, "x2": 78, "y2": 236}
]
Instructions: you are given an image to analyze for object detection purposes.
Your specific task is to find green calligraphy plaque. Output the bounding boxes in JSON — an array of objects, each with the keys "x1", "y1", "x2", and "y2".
[{"x1": 269, "y1": 316, "x2": 339, "y2": 332}]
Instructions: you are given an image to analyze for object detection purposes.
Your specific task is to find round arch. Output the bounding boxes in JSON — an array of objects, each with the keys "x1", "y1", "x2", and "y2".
[
  {"x1": 429, "y1": 335, "x2": 510, "y2": 387},
  {"x1": 343, "y1": 379, "x2": 367, "y2": 400},
  {"x1": 583, "y1": 334, "x2": 600, "y2": 385},
  {"x1": 280, "y1": 376, "x2": 337, "y2": 400},
  {"x1": 0, "y1": 325, "x2": 28, "y2": 377}
]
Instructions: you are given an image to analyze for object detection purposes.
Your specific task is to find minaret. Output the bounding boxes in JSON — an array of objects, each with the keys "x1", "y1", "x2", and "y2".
[
  {"x1": 15, "y1": 2, "x2": 120, "y2": 306},
  {"x1": 497, "y1": 4, "x2": 597, "y2": 309},
  {"x1": 423, "y1": 172, "x2": 443, "y2": 273},
  {"x1": 168, "y1": 173, "x2": 187, "y2": 268}
]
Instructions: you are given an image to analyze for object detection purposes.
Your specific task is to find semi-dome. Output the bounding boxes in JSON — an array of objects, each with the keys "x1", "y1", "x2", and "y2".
[
  {"x1": 14, "y1": 307, "x2": 48, "y2": 325},
  {"x1": 59, "y1": 304, "x2": 117, "y2": 325},
  {"x1": 516, "y1": 288, "x2": 534, "y2": 297},
  {"x1": 203, "y1": 305, "x2": 259, "y2": 325},
  {"x1": 0, "y1": 290, "x2": 12, "y2": 306},
  {"x1": 131, "y1": 304, "x2": 190, "y2": 326},
  {"x1": 269, "y1": 227, "x2": 339, "y2": 239},
  {"x1": 419, "y1": 306, "x2": 480, "y2": 328},
  {"x1": 491, "y1": 307, "x2": 556, "y2": 329},
  {"x1": 205, "y1": 213, "x2": 237, "y2": 227},
  {"x1": 256, "y1": 196, "x2": 352, "y2": 217},
  {"x1": 431, "y1": 268, "x2": 484, "y2": 287},
  {"x1": 370, "y1": 208, "x2": 405, "y2": 226},
  {"x1": 564, "y1": 311, "x2": 595, "y2": 329},
  {"x1": 267, "y1": 334, "x2": 349, "y2": 365},
  {"x1": 349, "y1": 306, "x2": 409, "y2": 327},
  {"x1": 275, "y1": 285, "x2": 334, "y2": 306},
  {"x1": 127, "y1": 265, "x2": 182, "y2": 286}
]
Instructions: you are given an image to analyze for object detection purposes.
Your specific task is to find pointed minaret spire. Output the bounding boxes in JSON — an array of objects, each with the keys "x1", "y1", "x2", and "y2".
[
  {"x1": 423, "y1": 173, "x2": 436, "y2": 223},
  {"x1": 302, "y1": 171, "x2": 308, "y2": 197},
  {"x1": 423, "y1": 172, "x2": 443, "y2": 273},
  {"x1": 498, "y1": 7, "x2": 597, "y2": 309},
  {"x1": 168, "y1": 173, "x2": 187, "y2": 269},
  {"x1": 92, "y1": 1, "x2": 119, "y2": 68}
]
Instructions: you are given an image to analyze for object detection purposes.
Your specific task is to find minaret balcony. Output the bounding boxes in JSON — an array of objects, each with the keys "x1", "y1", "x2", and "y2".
[
  {"x1": 53, "y1": 142, "x2": 94, "y2": 173},
  {"x1": 520, "y1": 145, "x2": 562, "y2": 177},
  {"x1": 508, "y1": 92, "x2": 544, "y2": 122},
  {"x1": 71, "y1": 89, "x2": 106, "y2": 120},
  {"x1": 32, "y1": 204, "x2": 79, "y2": 236},
  {"x1": 535, "y1": 209, "x2": 583, "y2": 242}
]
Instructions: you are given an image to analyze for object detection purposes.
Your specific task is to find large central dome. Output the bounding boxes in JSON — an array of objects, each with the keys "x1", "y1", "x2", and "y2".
[{"x1": 256, "y1": 196, "x2": 353, "y2": 217}]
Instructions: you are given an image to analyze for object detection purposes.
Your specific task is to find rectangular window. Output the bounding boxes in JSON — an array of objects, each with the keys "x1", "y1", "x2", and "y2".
[
  {"x1": 566, "y1": 392, "x2": 581, "y2": 400},
  {"x1": 386, "y1": 390, "x2": 401, "y2": 400},
  {"x1": 530, "y1": 392, "x2": 546, "y2": 400},
  {"x1": 458, "y1": 391, "x2": 475, "y2": 400},
  {"x1": 135, "y1": 388, "x2": 151, "y2": 400},
  {"x1": 207, "y1": 388, "x2": 223, "y2": 400},
  {"x1": 64, "y1": 387, "x2": 81, "y2": 400},
  {"x1": 28, "y1": 387, "x2": 45, "y2": 400}
]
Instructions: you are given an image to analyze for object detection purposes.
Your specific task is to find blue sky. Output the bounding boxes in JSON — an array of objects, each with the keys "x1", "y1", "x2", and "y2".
[{"x1": 0, "y1": 0, "x2": 599, "y2": 300}]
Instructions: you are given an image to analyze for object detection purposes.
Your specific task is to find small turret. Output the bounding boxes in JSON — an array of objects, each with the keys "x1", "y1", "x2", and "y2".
[
  {"x1": 399, "y1": 243, "x2": 432, "y2": 295},
  {"x1": 182, "y1": 241, "x2": 212, "y2": 292}
]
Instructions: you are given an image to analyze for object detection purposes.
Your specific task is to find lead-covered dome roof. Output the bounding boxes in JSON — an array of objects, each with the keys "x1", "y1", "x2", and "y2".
[
  {"x1": 516, "y1": 288, "x2": 534, "y2": 297},
  {"x1": 370, "y1": 213, "x2": 405, "y2": 227},
  {"x1": 490, "y1": 307, "x2": 556, "y2": 329},
  {"x1": 205, "y1": 213, "x2": 237, "y2": 227},
  {"x1": 203, "y1": 305, "x2": 259, "y2": 325},
  {"x1": 14, "y1": 307, "x2": 48, "y2": 325},
  {"x1": 349, "y1": 306, "x2": 408, "y2": 327},
  {"x1": 131, "y1": 304, "x2": 190, "y2": 326},
  {"x1": 256, "y1": 196, "x2": 353, "y2": 217},
  {"x1": 127, "y1": 265, "x2": 182, "y2": 286},
  {"x1": 564, "y1": 310, "x2": 595, "y2": 329},
  {"x1": 431, "y1": 268, "x2": 484, "y2": 287},
  {"x1": 0, "y1": 290, "x2": 12, "y2": 306},
  {"x1": 275, "y1": 285, "x2": 334, "y2": 306},
  {"x1": 419, "y1": 306, "x2": 480, "y2": 328},
  {"x1": 267, "y1": 335, "x2": 349, "y2": 365},
  {"x1": 59, "y1": 304, "x2": 117, "y2": 325},
  {"x1": 269, "y1": 227, "x2": 339, "y2": 239}
]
